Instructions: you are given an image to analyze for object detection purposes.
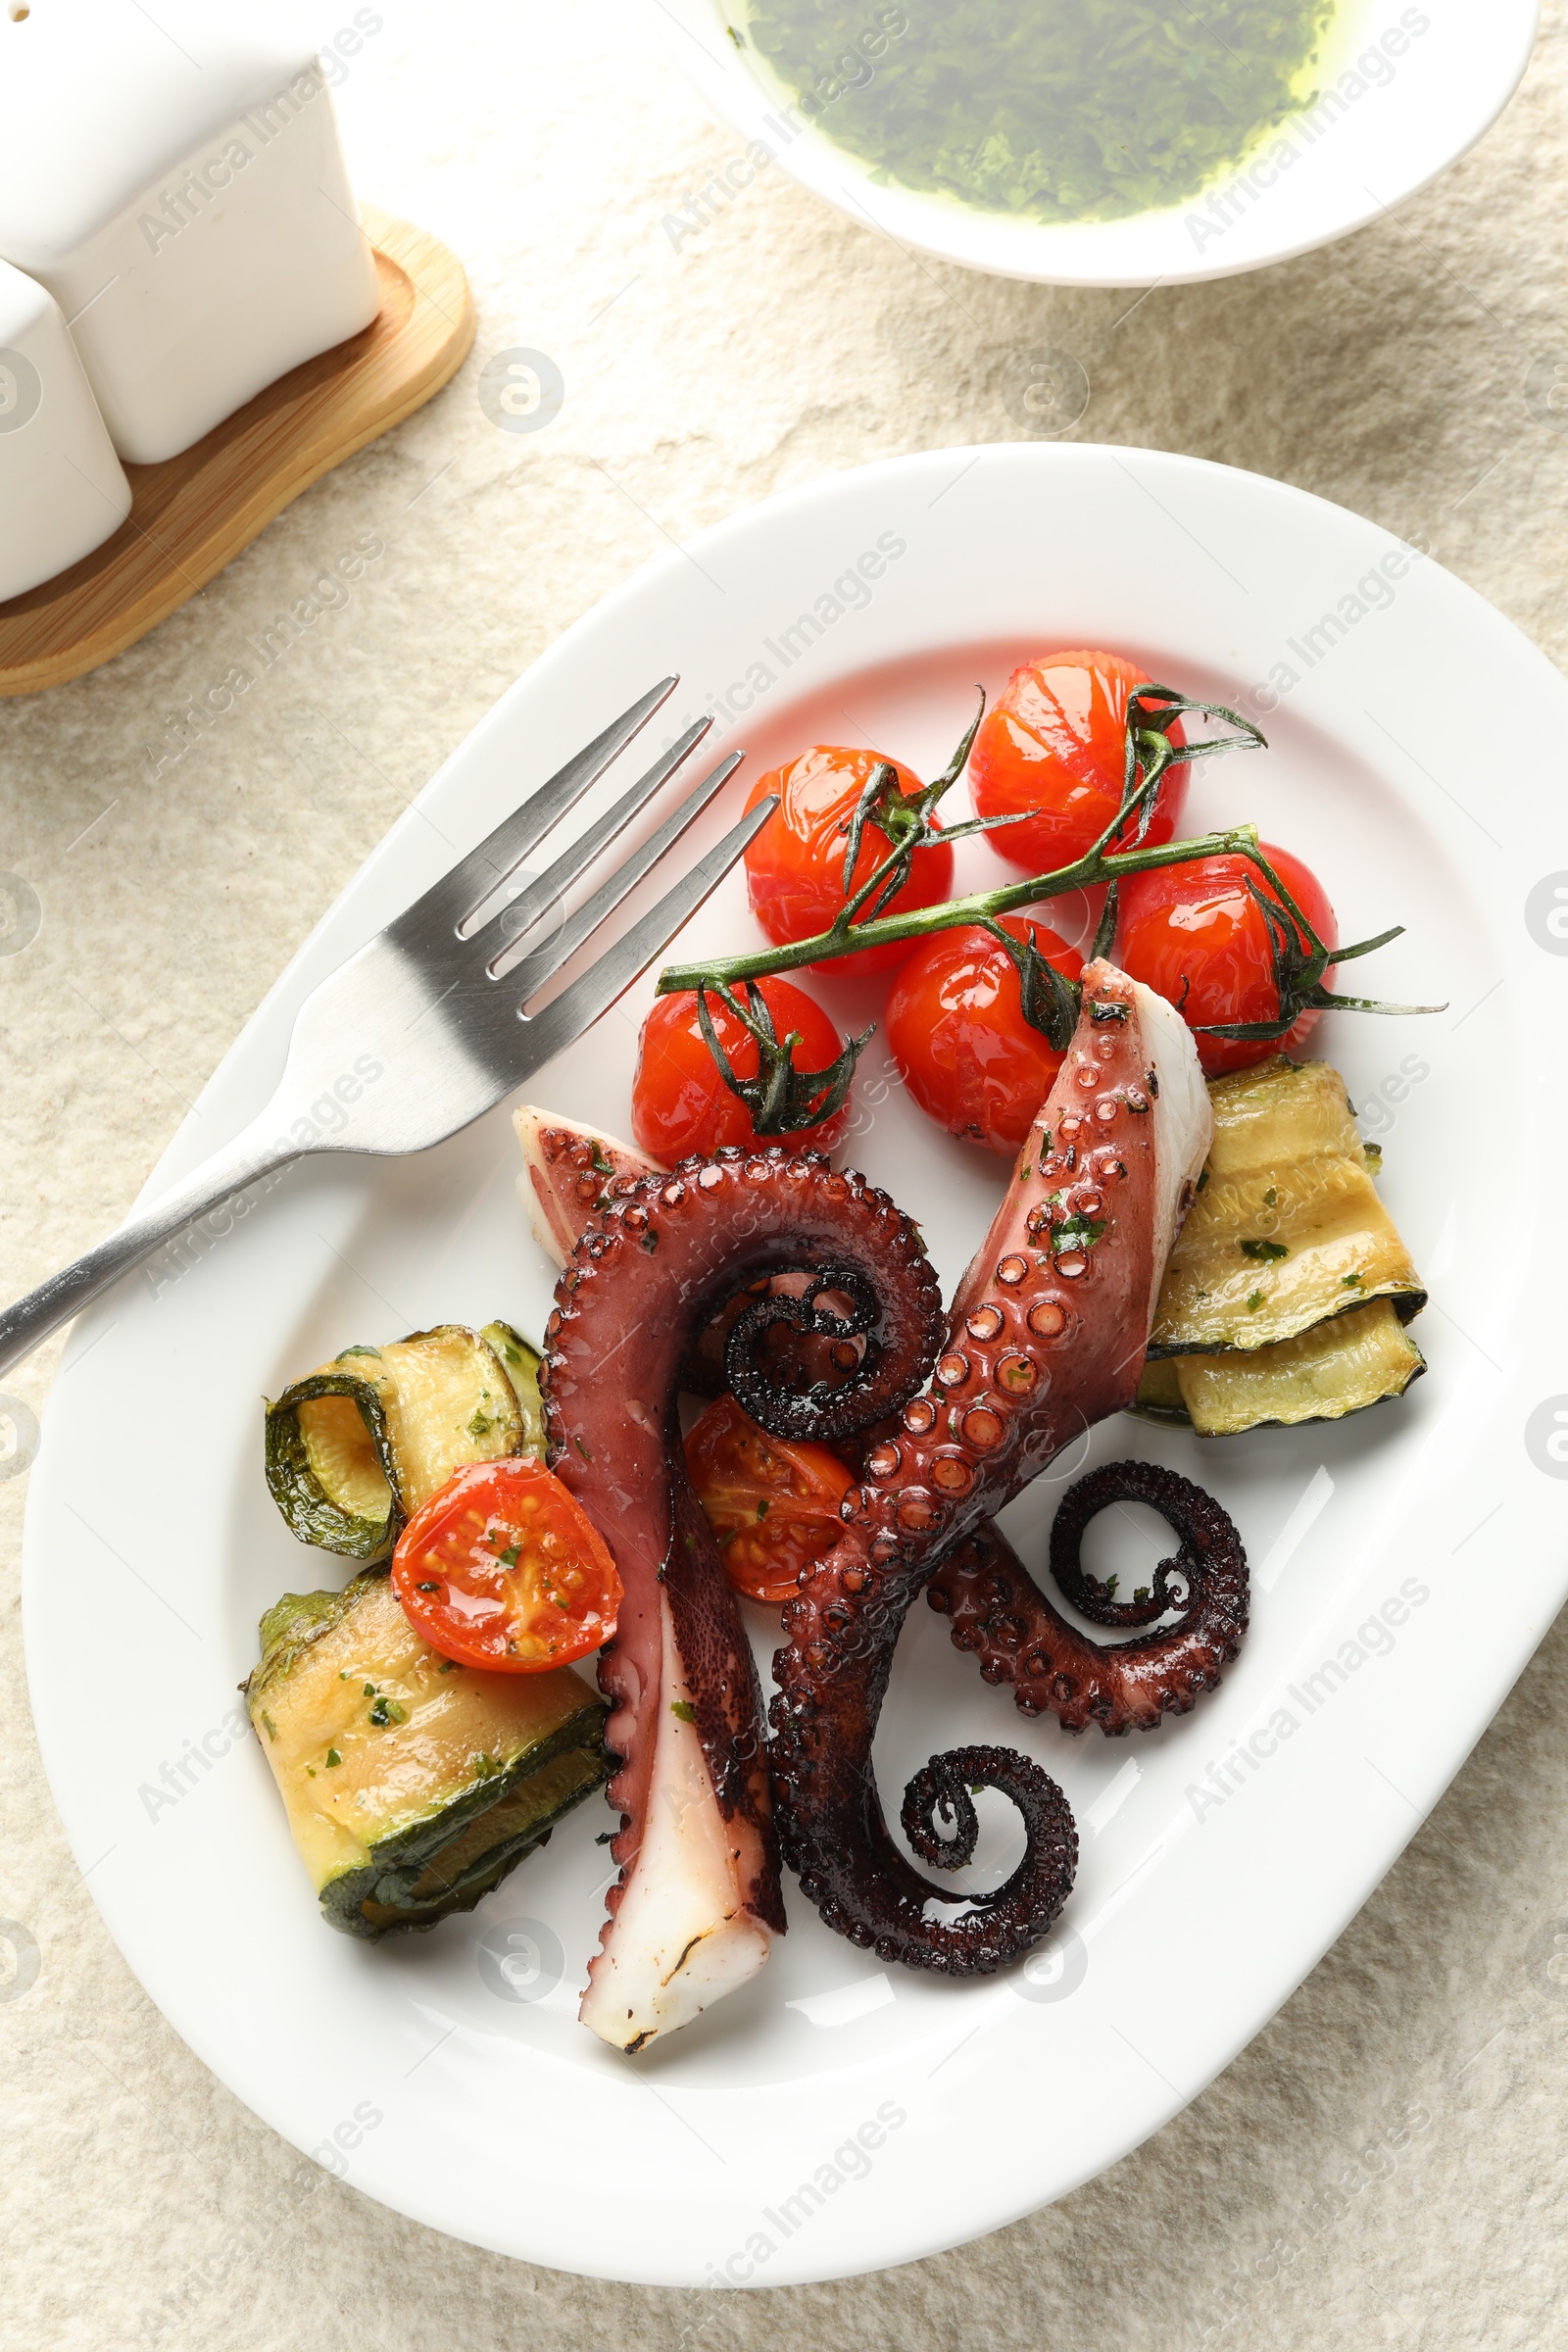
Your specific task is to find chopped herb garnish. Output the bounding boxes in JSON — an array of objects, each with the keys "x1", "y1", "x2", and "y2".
[
  {"x1": 1240, "y1": 1239, "x2": 1289, "y2": 1262},
  {"x1": 497, "y1": 1542, "x2": 521, "y2": 1569},
  {"x1": 757, "y1": 1497, "x2": 771, "y2": 1519},
  {"x1": 364, "y1": 1683, "x2": 375, "y2": 1696},
  {"x1": 368, "y1": 1695, "x2": 407, "y2": 1727},
  {"x1": 641, "y1": 1229, "x2": 660, "y2": 1253},
  {"x1": 1089, "y1": 999, "x2": 1128, "y2": 1023},
  {"x1": 670, "y1": 1699, "x2": 697, "y2": 1724},
  {"x1": 466, "y1": 1406, "x2": 498, "y2": 1441},
  {"x1": 1246, "y1": 1290, "x2": 1264, "y2": 1312},
  {"x1": 416, "y1": 1579, "x2": 440, "y2": 1592},
  {"x1": 1342, "y1": 1273, "x2": 1363, "y2": 1289},
  {"x1": 1262, "y1": 1187, "x2": 1277, "y2": 1207},
  {"x1": 1197, "y1": 1169, "x2": 1209, "y2": 1192},
  {"x1": 324, "y1": 1748, "x2": 342, "y2": 1768},
  {"x1": 574, "y1": 1435, "x2": 592, "y2": 1462}
]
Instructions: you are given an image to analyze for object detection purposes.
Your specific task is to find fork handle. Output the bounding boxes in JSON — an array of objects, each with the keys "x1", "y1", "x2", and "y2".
[{"x1": 0, "y1": 1118, "x2": 295, "y2": 1382}]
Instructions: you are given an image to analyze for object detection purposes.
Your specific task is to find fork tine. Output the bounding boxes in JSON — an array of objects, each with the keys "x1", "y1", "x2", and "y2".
[
  {"x1": 495, "y1": 751, "x2": 745, "y2": 993},
  {"x1": 468, "y1": 716, "x2": 713, "y2": 949},
  {"x1": 391, "y1": 675, "x2": 680, "y2": 944},
  {"x1": 513, "y1": 797, "x2": 778, "y2": 1076}
]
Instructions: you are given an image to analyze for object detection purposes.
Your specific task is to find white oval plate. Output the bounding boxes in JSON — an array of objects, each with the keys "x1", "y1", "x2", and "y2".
[
  {"x1": 648, "y1": 0, "x2": 1538, "y2": 288},
  {"x1": 24, "y1": 443, "x2": 1568, "y2": 2286}
]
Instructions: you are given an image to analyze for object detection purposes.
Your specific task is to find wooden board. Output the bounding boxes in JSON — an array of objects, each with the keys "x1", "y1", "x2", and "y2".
[{"x1": 0, "y1": 207, "x2": 475, "y2": 699}]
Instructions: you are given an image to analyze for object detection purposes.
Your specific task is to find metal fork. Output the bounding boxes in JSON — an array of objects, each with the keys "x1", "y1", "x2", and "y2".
[{"x1": 0, "y1": 677, "x2": 767, "y2": 1378}]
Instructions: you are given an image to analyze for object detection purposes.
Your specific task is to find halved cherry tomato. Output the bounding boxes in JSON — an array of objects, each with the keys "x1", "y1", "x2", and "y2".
[
  {"x1": 1116, "y1": 843, "x2": 1338, "y2": 1079},
  {"x1": 684, "y1": 1393, "x2": 853, "y2": 1603},
  {"x1": 969, "y1": 651, "x2": 1187, "y2": 874},
  {"x1": 632, "y1": 976, "x2": 852, "y2": 1161},
  {"x1": 391, "y1": 1456, "x2": 621, "y2": 1671},
  {"x1": 885, "y1": 917, "x2": 1085, "y2": 1155},
  {"x1": 743, "y1": 746, "x2": 954, "y2": 975}
]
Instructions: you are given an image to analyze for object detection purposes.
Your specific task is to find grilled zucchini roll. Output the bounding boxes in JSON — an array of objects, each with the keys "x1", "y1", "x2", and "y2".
[
  {"x1": 1150, "y1": 1056, "x2": 1425, "y2": 1358},
  {"x1": 265, "y1": 1321, "x2": 545, "y2": 1560},
  {"x1": 244, "y1": 1568, "x2": 607, "y2": 1938},
  {"x1": 1134, "y1": 1054, "x2": 1428, "y2": 1437}
]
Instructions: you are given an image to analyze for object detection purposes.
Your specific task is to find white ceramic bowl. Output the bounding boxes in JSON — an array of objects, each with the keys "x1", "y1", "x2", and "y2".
[{"x1": 646, "y1": 0, "x2": 1539, "y2": 287}]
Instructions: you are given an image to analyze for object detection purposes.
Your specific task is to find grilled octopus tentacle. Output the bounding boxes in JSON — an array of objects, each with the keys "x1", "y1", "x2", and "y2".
[
  {"x1": 768, "y1": 961, "x2": 1226, "y2": 1972},
  {"x1": 541, "y1": 1151, "x2": 944, "y2": 2049},
  {"x1": 927, "y1": 1461, "x2": 1250, "y2": 1737}
]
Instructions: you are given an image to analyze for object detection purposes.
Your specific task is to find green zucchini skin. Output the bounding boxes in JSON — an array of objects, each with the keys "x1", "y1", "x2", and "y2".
[
  {"x1": 252, "y1": 1578, "x2": 369, "y2": 1689},
  {"x1": 245, "y1": 1567, "x2": 609, "y2": 1941},
  {"x1": 264, "y1": 1370, "x2": 400, "y2": 1560},
  {"x1": 480, "y1": 1321, "x2": 547, "y2": 1460},
  {"x1": 321, "y1": 1729, "x2": 607, "y2": 1938}
]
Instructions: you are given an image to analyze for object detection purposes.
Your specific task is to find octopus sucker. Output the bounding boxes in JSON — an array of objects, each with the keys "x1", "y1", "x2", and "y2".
[{"x1": 539, "y1": 1145, "x2": 944, "y2": 2044}]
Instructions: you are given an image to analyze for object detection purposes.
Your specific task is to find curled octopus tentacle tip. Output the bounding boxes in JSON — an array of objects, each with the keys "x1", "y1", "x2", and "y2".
[{"x1": 926, "y1": 1459, "x2": 1249, "y2": 1739}]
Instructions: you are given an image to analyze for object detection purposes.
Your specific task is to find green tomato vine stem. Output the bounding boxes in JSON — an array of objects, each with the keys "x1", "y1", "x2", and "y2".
[
  {"x1": 658, "y1": 819, "x2": 1265, "y2": 996},
  {"x1": 661, "y1": 683, "x2": 1260, "y2": 998}
]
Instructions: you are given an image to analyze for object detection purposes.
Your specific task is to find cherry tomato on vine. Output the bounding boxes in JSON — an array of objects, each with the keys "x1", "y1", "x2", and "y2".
[
  {"x1": 1116, "y1": 843, "x2": 1338, "y2": 1079},
  {"x1": 392, "y1": 1456, "x2": 622, "y2": 1671},
  {"x1": 743, "y1": 746, "x2": 955, "y2": 976},
  {"x1": 684, "y1": 1393, "x2": 853, "y2": 1603},
  {"x1": 632, "y1": 976, "x2": 852, "y2": 1161},
  {"x1": 969, "y1": 651, "x2": 1188, "y2": 874},
  {"x1": 884, "y1": 916, "x2": 1085, "y2": 1155}
]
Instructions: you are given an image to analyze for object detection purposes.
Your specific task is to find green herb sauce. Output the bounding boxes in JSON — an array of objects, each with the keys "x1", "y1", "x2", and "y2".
[{"x1": 737, "y1": 0, "x2": 1343, "y2": 224}]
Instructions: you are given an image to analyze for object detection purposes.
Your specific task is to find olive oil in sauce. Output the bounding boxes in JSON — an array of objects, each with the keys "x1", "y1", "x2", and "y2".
[{"x1": 735, "y1": 0, "x2": 1348, "y2": 225}]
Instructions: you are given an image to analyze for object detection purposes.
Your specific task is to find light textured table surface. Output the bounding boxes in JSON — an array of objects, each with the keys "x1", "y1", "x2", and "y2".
[{"x1": 5, "y1": 2, "x2": 1568, "y2": 2342}]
